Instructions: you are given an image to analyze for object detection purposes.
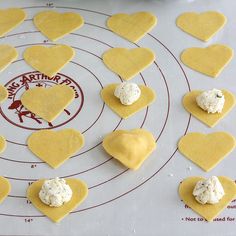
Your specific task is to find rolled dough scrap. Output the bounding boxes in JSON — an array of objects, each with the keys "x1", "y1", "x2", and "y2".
[
  {"x1": 0, "y1": 44, "x2": 18, "y2": 72},
  {"x1": 23, "y1": 44, "x2": 75, "y2": 78},
  {"x1": 0, "y1": 176, "x2": 11, "y2": 204},
  {"x1": 34, "y1": 11, "x2": 84, "y2": 41},
  {"x1": 102, "y1": 129, "x2": 156, "y2": 170},
  {"x1": 178, "y1": 132, "x2": 236, "y2": 172},
  {"x1": 27, "y1": 178, "x2": 88, "y2": 222},
  {"x1": 102, "y1": 48, "x2": 155, "y2": 81},
  {"x1": 0, "y1": 8, "x2": 26, "y2": 37},
  {"x1": 176, "y1": 11, "x2": 226, "y2": 41},
  {"x1": 0, "y1": 136, "x2": 6, "y2": 153},
  {"x1": 107, "y1": 12, "x2": 157, "y2": 43},
  {"x1": 181, "y1": 44, "x2": 233, "y2": 78},
  {"x1": 183, "y1": 90, "x2": 236, "y2": 127},
  {"x1": 0, "y1": 85, "x2": 8, "y2": 103},
  {"x1": 101, "y1": 84, "x2": 155, "y2": 119},
  {"x1": 27, "y1": 129, "x2": 84, "y2": 168},
  {"x1": 21, "y1": 84, "x2": 75, "y2": 122},
  {"x1": 179, "y1": 176, "x2": 236, "y2": 221}
]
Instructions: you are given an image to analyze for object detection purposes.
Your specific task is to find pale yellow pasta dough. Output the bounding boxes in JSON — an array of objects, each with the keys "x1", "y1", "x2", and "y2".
[
  {"x1": 0, "y1": 176, "x2": 10, "y2": 204},
  {"x1": 23, "y1": 45, "x2": 75, "y2": 78},
  {"x1": 0, "y1": 8, "x2": 26, "y2": 36},
  {"x1": 27, "y1": 129, "x2": 84, "y2": 168},
  {"x1": 176, "y1": 11, "x2": 226, "y2": 41},
  {"x1": 34, "y1": 11, "x2": 84, "y2": 41},
  {"x1": 179, "y1": 176, "x2": 236, "y2": 222},
  {"x1": 0, "y1": 45, "x2": 18, "y2": 72},
  {"x1": 183, "y1": 90, "x2": 236, "y2": 127},
  {"x1": 101, "y1": 84, "x2": 155, "y2": 119},
  {"x1": 102, "y1": 48, "x2": 155, "y2": 81},
  {"x1": 21, "y1": 85, "x2": 75, "y2": 122},
  {"x1": 0, "y1": 85, "x2": 8, "y2": 103},
  {"x1": 0, "y1": 136, "x2": 6, "y2": 153},
  {"x1": 181, "y1": 44, "x2": 233, "y2": 78},
  {"x1": 27, "y1": 178, "x2": 88, "y2": 222},
  {"x1": 107, "y1": 12, "x2": 157, "y2": 43},
  {"x1": 178, "y1": 132, "x2": 236, "y2": 172},
  {"x1": 103, "y1": 129, "x2": 156, "y2": 170}
]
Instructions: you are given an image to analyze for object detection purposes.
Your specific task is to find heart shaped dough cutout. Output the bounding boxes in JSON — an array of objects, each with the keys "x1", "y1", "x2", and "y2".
[
  {"x1": 103, "y1": 129, "x2": 156, "y2": 170},
  {"x1": 0, "y1": 136, "x2": 6, "y2": 154},
  {"x1": 0, "y1": 8, "x2": 26, "y2": 37},
  {"x1": 0, "y1": 176, "x2": 11, "y2": 204},
  {"x1": 0, "y1": 45, "x2": 18, "y2": 73},
  {"x1": 176, "y1": 11, "x2": 226, "y2": 41},
  {"x1": 24, "y1": 45, "x2": 75, "y2": 78},
  {"x1": 183, "y1": 90, "x2": 236, "y2": 127},
  {"x1": 107, "y1": 12, "x2": 157, "y2": 43},
  {"x1": 178, "y1": 132, "x2": 236, "y2": 171},
  {"x1": 179, "y1": 176, "x2": 236, "y2": 221},
  {"x1": 181, "y1": 44, "x2": 233, "y2": 78},
  {"x1": 102, "y1": 48, "x2": 155, "y2": 81},
  {"x1": 34, "y1": 11, "x2": 84, "y2": 41},
  {"x1": 27, "y1": 129, "x2": 84, "y2": 168},
  {"x1": 0, "y1": 85, "x2": 8, "y2": 103},
  {"x1": 21, "y1": 85, "x2": 75, "y2": 122},
  {"x1": 27, "y1": 178, "x2": 88, "y2": 222},
  {"x1": 101, "y1": 84, "x2": 155, "y2": 119}
]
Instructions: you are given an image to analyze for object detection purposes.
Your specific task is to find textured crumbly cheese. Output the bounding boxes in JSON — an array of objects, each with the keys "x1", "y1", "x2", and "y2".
[
  {"x1": 196, "y1": 89, "x2": 225, "y2": 113},
  {"x1": 114, "y1": 82, "x2": 141, "y2": 105},
  {"x1": 39, "y1": 177, "x2": 72, "y2": 207},
  {"x1": 193, "y1": 176, "x2": 225, "y2": 205}
]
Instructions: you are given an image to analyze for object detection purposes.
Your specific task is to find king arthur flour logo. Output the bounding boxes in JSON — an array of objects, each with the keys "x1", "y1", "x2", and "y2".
[{"x1": 0, "y1": 71, "x2": 84, "y2": 130}]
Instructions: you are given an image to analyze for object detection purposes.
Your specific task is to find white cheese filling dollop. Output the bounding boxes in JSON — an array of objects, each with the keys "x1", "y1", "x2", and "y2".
[
  {"x1": 196, "y1": 89, "x2": 225, "y2": 113},
  {"x1": 39, "y1": 177, "x2": 72, "y2": 207},
  {"x1": 193, "y1": 176, "x2": 225, "y2": 205},
  {"x1": 114, "y1": 82, "x2": 141, "y2": 105}
]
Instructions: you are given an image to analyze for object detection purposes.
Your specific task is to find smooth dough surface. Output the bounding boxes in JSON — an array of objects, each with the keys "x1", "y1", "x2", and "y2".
[
  {"x1": 0, "y1": 136, "x2": 6, "y2": 154},
  {"x1": 102, "y1": 129, "x2": 156, "y2": 170},
  {"x1": 0, "y1": 176, "x2": 11, "y2": 204},
  {"x1": 27, "y1": 178, "x2": 88, "y2": 222},
  {"x1": 101, "y1": 84, "x2": 155, "y2": 119},
  {"x1": 21, "y1": 85, "x2": 75, "y2": 122},
  {"x1": 0, "y1": 44, "x2": 18, "y2": 72},
  {"x1": 176, "y1": 11, "x2": 226, "y2": 41},
  {"x1": 102, "y1": 48, "x2": 155, "y2": 81},
  {"x1": 179, "y1": 176, "x2": 236, "y2": 221},
  {"x1": 181, "y1": 44, "x2": 233, "y2": 78},
  {"x1": 0, "y1": 85, "x2": 8, "y2": 103},
  {"x1": 27, "y1": 129, "x2": 84, "y2": 168},
  {"x1": 183, "y1": 90, "x2": 236, "y2": 127},
  {"x1": 178, "y1": 132, "x2": 236, "y2": 171},
  {"x1": 0, "y1": 8, "x2": 26, "y2": 37},
  {"x1": 23, "y1": 44, "x2": 75, "y2": 78},
  {"x1": 107, "y1": 12, "x2": 157, "y2": 43},
  {"x1": 34, "y1": 11, "x2": 84, "y2": 41}
]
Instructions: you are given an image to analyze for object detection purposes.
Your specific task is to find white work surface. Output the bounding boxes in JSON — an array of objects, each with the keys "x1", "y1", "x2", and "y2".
[{"x1": 0, "y1": 0, "x2": 236, "y2": 235}]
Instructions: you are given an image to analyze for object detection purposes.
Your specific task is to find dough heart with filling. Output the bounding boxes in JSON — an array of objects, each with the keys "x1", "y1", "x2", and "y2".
[
  {"x1": 179, "y1": 176, "x2": 236, "y2": 221},
  {"x1": 27, "y1": 129, "x2": 84, "y2": 168},
  {"x1": 0, "y1": 8, "x2": 26, "y2": 36},
  {"x1": 21, "y1": 85, "x2": 75, "y2": 122},
  {"x1": 34, "y1": 11, "x2": 84, "y2": 41},
  {"x1": 101, "y1": 84, "x2": 155, "y2": 119},
  {"x1": 27, "y1": 178, "x2": 88, "y2": 222},
  {"x1": 178, "y1": 132, "x2": 236, "y2": 171},
  {"x1": 176, "y1": 11, "x2": 226, "y2": 41},
  {"x1": 107, "y1": 12, "x2": 157, "y2": 43},
  {"x1": 102, "y1": 48, "x2": 155, "y2": 81},
  {"x1": 23, "y1": 45, "x2": 75, "y2": 78},
  {"x1": 181, "y1": 44, "x2": 233, "y2": 78},
  {"x1": 183, "y1": 90, "x2": 236, "y2": 127},
  {"x1": 0, "y1": 45, "x2": 18, "y2": 72},
  {"x1": 0, "y1": 177, "x2": 11, "y2": 204},
  {"x1": 102, "y1": 129, "x2": 156, "y2": 170}
]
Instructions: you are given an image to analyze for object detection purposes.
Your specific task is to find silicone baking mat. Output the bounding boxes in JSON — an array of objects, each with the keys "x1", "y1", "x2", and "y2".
[{"x1": 0, "y1": 0, "x2": 235, "y2": 235}]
